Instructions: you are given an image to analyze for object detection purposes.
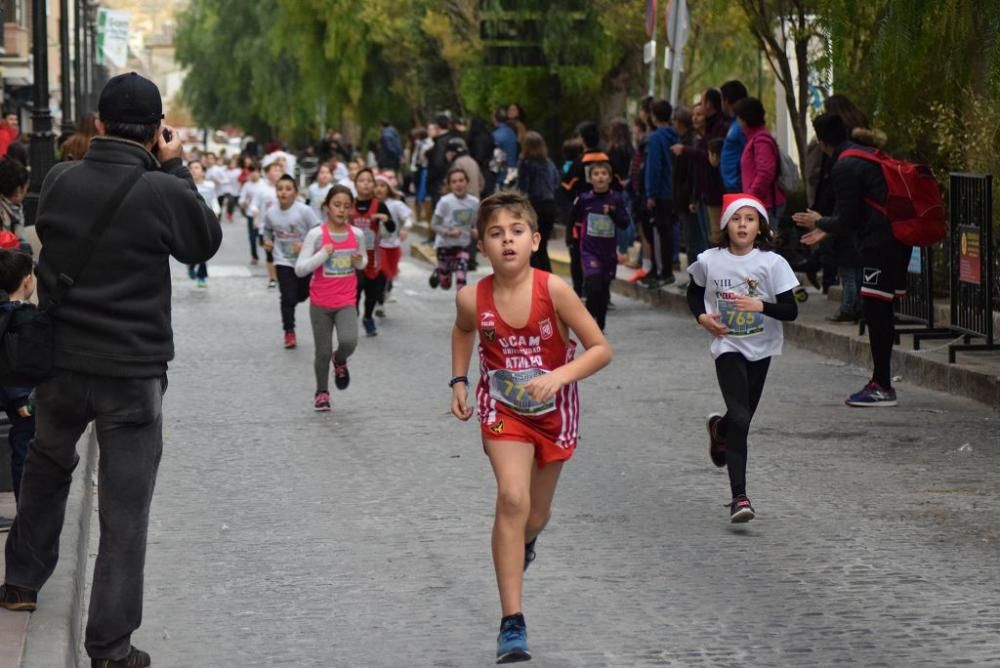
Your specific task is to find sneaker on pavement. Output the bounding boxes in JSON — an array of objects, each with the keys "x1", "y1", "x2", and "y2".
[
  {"x1": 187, "y1": 266, "x2": 196, "y2": 280},
  {"x1": 0, "y1": 583, "x2": 37, "y2": 611},
  {"x1": 627, "y1": 267, "x2": 649, "y2": 284},
  {"x1": 267, "y1": 279, "x2": 277, "y2": 289},
  {"x1": 729, "y1": 495, "x2": 755, "y2": 523},
  {"x1": 523, "y1": 537, "x2": 537, "y2": 572},
  {"x1": 659, "y1": 273, "x2": 676, "y2": 287},
  {"x1": 195, "y1": 277, "x2": 207, "y2": 288},
  {"x1": 375, "y1": 306, "x2": 386, "y2": 318},
  {"x1": 845, "y1": 381, "x2": 898, "y2": 407},
  {"x1": 706, "y1": 413, "x2": 726, "y2": 467},
  {"x1": 91, "y1": 646, "x2": 151, "y2": 668},
  {"x1": 363, "y1": 317, "x2": 378, "y2": 337},
  {"x1": 638, "y1": 273, "x2": 660, "y2": 289},
  {"x1": 284, "y1": 331, "x2": 297, "y2": 349},
  {"x1": 333, "y1": 359, "x2": 350, "y2": 390},
  {"x1": 313, "y1": 391, "x2": 331, "y2": 412},
  {"x1": 496, "y1": 613, "x2": 531, "y2": 664},
  {"x1": 428, "y1": 269, "x2": 440, "y2": 289},
  {"x1": 0, "y1": 516, "x2": 12, "y2": 532}
]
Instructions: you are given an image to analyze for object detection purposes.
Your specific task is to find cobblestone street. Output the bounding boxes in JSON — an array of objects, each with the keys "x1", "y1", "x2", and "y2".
[{"x1": 94, "y1": 220, "x2": 1000, "y2": 667}]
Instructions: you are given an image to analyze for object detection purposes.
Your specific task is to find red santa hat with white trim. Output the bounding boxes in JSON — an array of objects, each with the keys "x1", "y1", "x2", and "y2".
[{"x1": 720, "y1": 193, "x2": 769, "y2": 229}]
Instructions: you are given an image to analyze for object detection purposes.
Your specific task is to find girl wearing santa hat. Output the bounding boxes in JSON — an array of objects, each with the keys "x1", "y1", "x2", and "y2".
[{"x1": 685, "y1": 193, "x2": 800, "y2": 523}]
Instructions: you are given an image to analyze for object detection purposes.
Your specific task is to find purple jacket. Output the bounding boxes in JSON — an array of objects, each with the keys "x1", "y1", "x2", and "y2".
[{"x1": 572, "y1": 189, "x2": 630, "y2": 279}]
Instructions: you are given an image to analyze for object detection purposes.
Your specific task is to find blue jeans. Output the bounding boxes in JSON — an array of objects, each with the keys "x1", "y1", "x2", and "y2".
[{"x1": 839, "y1": 266, "x2": 861, "y2": 315}]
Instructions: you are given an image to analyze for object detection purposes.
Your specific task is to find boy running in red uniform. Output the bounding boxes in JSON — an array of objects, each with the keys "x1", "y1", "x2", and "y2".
[{"x1": 450, "y1": 192, "x2": 613, "y2": 663}]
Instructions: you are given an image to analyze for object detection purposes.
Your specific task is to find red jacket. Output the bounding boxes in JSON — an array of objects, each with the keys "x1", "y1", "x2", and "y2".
[{"x1": 740, "y1": 125, "x2": 785, "y2": 210}]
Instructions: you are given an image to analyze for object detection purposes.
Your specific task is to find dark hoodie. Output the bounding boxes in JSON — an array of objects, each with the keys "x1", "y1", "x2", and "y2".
[{"x1": 35, "y1": 136, "x2": 222, "y2": 378}]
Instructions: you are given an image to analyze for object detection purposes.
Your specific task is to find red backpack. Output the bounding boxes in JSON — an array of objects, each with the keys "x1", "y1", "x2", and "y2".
[{"x1": 839, "y1": 148, "x2": 946, "y2": 247}]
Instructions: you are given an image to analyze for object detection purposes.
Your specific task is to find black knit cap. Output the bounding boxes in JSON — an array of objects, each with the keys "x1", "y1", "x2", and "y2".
[{"x1": 98, "y1": 72, "x2": 163, "y2": 124}]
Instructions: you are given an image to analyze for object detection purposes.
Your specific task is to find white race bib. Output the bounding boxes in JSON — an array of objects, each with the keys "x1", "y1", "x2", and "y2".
[
  {"x1": 718, "y1": 299, "x2": 764, "y2": 337},
  {"x1": 488, "y1": 368, "x2": 556, "y2": 416},
  {"x1": 586, "y1": 212, "x2": 615, "y2": 238},
  {"x1": 323, "y1": 248, "x2": 355, "y2": 277}
]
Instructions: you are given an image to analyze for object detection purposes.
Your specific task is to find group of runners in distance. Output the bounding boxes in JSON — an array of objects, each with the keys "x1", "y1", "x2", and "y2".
[{"x1": 200, "y1": 128, "x2": 798, "y2": 662}]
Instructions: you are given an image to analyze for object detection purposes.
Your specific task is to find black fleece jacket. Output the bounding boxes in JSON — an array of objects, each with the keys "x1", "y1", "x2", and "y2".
[
  {"x1": 817, "y1": 141, "x2": 891, "y2": 251},
  {"x1": 36, "y1": 136, "x2": 222, "y2": 378}
]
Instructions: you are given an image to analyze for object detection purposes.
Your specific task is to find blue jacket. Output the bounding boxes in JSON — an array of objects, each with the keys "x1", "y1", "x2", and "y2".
[
  {"x1": 492, "y1": 123, "x2": 519, "y2": 168},
  {"x1": 721, "y1": 121, "x2": 746, "y2": 192},
  {"x1": 0, "y1": 301, "x2": 35, "y2": 408},
  {"x1": 644, "y1": 125, "x2": 679, "y2": 200}
]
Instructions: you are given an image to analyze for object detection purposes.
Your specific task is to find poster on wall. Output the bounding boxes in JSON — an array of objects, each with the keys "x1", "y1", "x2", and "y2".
[
  {"x1": 958, "y1": 225, "x2": 981, "y2": 285},
  {"x1": 96, "y1": 9, "x2": 130, "y2": 69}
]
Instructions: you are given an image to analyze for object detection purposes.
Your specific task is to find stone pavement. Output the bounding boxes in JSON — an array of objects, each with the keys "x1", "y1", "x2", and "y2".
[{"x1": 15, "y1": 214, "x2": 1000, "y2": 666}]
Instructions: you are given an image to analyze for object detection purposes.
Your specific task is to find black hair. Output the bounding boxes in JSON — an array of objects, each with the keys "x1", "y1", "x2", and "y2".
[
  {"x1": 639, "y1": 96, "x2": 654, "y2": 115},
  {"x1": 433, "y1": 113, "x2": 451, "y2": 129},
  {"x1": 576, "y1": 121, "x2": 600, "y2": 149},
  {"x1": 813, "y1": 112, "x2": 848, "y2": 147},
  {"x1": 493, "y1": 107, "x2": 508, "y2": 124},
  {"x1": 720, "y1": 80, "x2": 749, "y2": 106},
  {"x1": 277, "y1": 174, "x2": 298, "y2": 191},
  {"x1": 734, "y1": 97, "x2": 766, "y2": 128},
  {"x1": 708, "y1": 137, "x2": 724, "y2": 155},
  {"x1": 651, "y1": 99, "x2": 673, "y2": 123},
  {"x1": 717, "y1": 209, "x2": 774, "y2": 250},
  {"x1": 703, "y1": 88, "x2": 722, "y2": 113},
  {"x1": 0, "y1": 157, "x2": 29, "y2": 198},
  {"x1": 0, "y1": 249, "x2": 33, "y2": 296},
  {"x1": 322, "y1": 183, "x2": 355, "y2": 208},
  {"x1": 102, "y1": 120, "x2": 159, "y2": 146},
  {"x1": 354, "y1": 167, "x2": 374, "y2": 183}
]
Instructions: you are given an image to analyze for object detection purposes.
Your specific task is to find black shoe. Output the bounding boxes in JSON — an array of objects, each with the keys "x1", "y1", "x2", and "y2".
[
  {"x1": 729, "y1": 495, "x2": 755, "y2": 523},
  {"x1": 428, "y1": 270, "x2": 440, "y2": 289},
  {"x1": 826, "y1": 310, "x2": 859, "y2": 323},
  {"x1": 0, "y1": 582, "x2": 37, "y2": 611},
  {"x1": 0, "y1": 516, "x2": 12, "y2": 532},
  {"x1": 806, "y1": 270, "x2": 820, "y2": 290},
  {"x1": 706, "y1": 413, "x2": 726, "y2": 467},
  {"x1": 91, "y1": 646, "x2": 151, "y2": 668},
  {"x1": 659, "y1": 273, "x2": 676, "y2": 286},
  {"x1": 333, "y1": 359, "x2": 350, "y2": 390},
  {"x1": 523, "y1": 537, "x2": 537, "y2": 572},
  {"x1": 638, "y1": 273, "x2": 660, "y2": 289}
]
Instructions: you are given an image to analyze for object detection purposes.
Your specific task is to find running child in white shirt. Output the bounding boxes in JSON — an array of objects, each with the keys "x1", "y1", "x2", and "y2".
[
  {"x1": 188, "y1": 160, "x2": 216, "y2": 288},
  {"x1": 373, "y1": 172, "x2": 413, "y2": 316},
  {"x1": 239, "y1": 164, "x2": 263, "y2": 265},
  {"x1": 251, "y1": 159, "x2": 283, "y2": 288},
  {"x1": 262, "y1": 174, "x2": 322, "y2": 349},
  {"x1": 685, "y1": 193, "x2": 800, "y2": 523},
  {"x1": 307, "y1": 164, "x2": 334, "y2": 222},
  {"x1": 430, "y1": 167, "x2": 479, "y2": 290}
]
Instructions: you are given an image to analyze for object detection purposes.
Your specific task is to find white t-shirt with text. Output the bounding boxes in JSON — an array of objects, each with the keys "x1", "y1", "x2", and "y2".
[{"x1": 687, "y1": 247, "x2": 799, "y2": 361}]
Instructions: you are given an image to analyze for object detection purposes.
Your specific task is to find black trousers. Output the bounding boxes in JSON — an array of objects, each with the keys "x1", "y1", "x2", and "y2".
[
  {"x1": 5, "y1": 371, "x2": 166, "y2": 660},
  {"x1": 276, "y1": 265, "x2": 311, "y2": 332},
  {"x1": 530, "y1": 199, "x2": 557, "y2": 273},
  {"x1": 714, "y1": 353, "x2": 771, "y2": 499},
  {"x1": 652, "y1": 198, "x2": 676, "y2": 279},
  {"x1": 583, "y1": 273, "x2": 612, "y2": 331},
  {"x1": 356, "y1": 271, "x2": 386, "y2": 320}
]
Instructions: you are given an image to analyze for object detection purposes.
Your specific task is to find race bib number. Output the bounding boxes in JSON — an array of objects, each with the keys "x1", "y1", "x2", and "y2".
[
  {"x1": 323, "y1": 248, "x2": 355, "y2": 277},
  {"x1": 363, "y1": 227, "x2": 377, "y2": 249},
  {"x1": 453, "y1": 209, "x2": 474, "y2": 231},
  {"x1": 277, "y1": 238, "x2": 300, "y2": 261},
  {"x1": 586, "y1": 212, "x2": 615, "y2": 238},
  {"x1": 718, "y1": 299, "x2": 764, "y2": 337},
  {"x1": 488, "y1": 368, "x2": 556, "y2": 416}
]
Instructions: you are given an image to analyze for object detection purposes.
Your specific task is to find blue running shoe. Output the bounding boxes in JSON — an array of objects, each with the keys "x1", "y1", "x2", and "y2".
[
  {"x1": 845, "y1": 380, "x2": 897, "y2": 407},
  {"x1": 523, "y1": 537, "x2": 537, "y2": 572},
  {"x1": 496, "y1": 613, "x2": 531, "y2": 663},
  {"x1": 729, "y1": 495, "x2": 755, "y2": 523}
]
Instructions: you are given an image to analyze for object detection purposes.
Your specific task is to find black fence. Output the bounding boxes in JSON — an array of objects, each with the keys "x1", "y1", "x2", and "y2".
[{"x1": 944, "y1": 173, "x2": 999, "y2": 361}]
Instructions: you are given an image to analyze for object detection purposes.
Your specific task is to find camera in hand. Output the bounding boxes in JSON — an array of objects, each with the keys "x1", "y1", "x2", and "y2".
[{"x1": 161, "y1": 128, "x2": 172, "y2": 142}]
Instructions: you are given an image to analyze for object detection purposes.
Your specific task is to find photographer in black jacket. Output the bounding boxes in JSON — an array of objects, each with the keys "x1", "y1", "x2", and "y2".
[{"x1": 0, "y1": 73, "x2": 221, "y2": 668}]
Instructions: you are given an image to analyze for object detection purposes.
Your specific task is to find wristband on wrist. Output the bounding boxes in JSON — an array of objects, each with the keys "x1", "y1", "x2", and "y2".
[{"x1": 448, "y1": 375, "x2": 469, "y2": 388}]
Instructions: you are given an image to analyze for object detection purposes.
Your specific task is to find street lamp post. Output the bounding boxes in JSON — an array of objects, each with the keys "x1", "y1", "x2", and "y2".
[
  {"x1": 60, "y1": 0, "x2": 75, "y2": 133},
  {"x1": 74, "y1": 0, "x2": 84, "y2": 120},
  {"x1": 25, "y1": 0, "x2": 57, "y2": 226}
]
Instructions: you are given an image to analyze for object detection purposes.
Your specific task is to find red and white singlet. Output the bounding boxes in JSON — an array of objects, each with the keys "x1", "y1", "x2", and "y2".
[
  {"x1": 352, "y1": 200, "x2": 381, "y2": 280},
  {"x1": 476, "y1": 270, "x2": 579, "y2": 465}
]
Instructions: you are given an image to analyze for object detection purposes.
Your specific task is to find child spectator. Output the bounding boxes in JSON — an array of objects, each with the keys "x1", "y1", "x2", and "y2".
[{"x1": 0, "y1": 248, "x2": 38, "y2": 523}]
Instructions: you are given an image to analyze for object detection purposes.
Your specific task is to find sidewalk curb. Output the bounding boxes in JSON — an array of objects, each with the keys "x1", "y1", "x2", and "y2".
[
  {"x1": 409, "y1": 242, "x2": 999, "y2": 409},
  {"x1": 610, "y1": 279, "x2": 1000, "y2": 410},
  {"x1": 21, "y1": 426, "x2": 97, "y2": 668}
]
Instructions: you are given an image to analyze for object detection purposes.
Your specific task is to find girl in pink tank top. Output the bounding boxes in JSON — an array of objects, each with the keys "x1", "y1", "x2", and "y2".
[{"x1": 294, "y1": 185, "x2": 367, "y2": 411}]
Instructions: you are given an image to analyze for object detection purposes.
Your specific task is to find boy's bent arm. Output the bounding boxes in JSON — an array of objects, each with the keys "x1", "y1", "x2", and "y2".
[{"x1": 549, "y1": 275, "x2": 613, "y2": 382}]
